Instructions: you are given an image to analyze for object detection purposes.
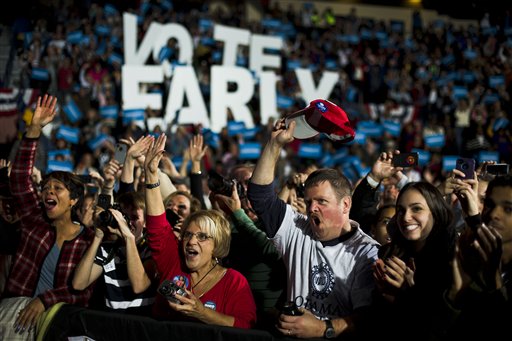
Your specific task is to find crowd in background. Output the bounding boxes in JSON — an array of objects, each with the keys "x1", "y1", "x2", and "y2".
[
  {"x1": 0, "y1": 0, "x2": 511, "y2": 185},
  {"x1": 0, "y1": 0, "x2": 511, "y2": 340}
]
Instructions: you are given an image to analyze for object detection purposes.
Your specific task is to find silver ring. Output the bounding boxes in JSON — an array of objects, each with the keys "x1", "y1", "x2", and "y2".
[{"x1": 288, "y1": 329, "x2": 292, "y2": 335}]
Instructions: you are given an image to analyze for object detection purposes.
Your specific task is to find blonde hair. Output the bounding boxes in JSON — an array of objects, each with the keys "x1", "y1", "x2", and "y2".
[{"x1": 182, "y1": 210, "x2": 231, "y2": 259}]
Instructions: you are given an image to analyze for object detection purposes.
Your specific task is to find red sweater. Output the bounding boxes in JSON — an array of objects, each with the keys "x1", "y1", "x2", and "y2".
[{"x1": 146, "y1": 213, "x2": 257, "y2": 328}]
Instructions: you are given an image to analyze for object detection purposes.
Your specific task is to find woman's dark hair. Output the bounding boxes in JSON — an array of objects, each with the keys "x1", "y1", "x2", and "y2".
[{"x1": 41, "y1": 171, "x2": 85, "y2": 223}]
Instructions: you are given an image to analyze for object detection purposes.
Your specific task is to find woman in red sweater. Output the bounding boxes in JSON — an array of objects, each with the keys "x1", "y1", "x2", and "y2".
[{"x1": 143, "y1": 134, "x2": 257, "y2": 329}]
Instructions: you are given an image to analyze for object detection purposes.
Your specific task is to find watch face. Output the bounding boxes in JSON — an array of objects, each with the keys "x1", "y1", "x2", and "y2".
[
  {"x1": 324, "y1": 320, "x2": 335, "y2": 338},
  {"x1": 325, "y1": 328, "x2": 335, "y2": 339}
]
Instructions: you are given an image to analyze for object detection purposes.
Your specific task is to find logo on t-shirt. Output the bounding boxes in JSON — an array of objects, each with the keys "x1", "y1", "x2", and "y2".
[
  {"x1": 310, "y1": 262, "x2": 335, "y2": 299},
  {"x1": 204, "y1": 301, "x2": 217, "y2": 310}
]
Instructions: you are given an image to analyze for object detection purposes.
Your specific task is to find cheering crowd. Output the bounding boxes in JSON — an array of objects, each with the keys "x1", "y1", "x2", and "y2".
[{"x1": 0, "y1": 0, "x2": 511, "y2": 340}]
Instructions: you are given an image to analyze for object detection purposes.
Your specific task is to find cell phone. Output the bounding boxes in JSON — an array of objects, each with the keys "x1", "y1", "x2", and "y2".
[
  {"x1": 165, "y1": 209, "x2": 181, "y2": 227},
  {"x1": 392, "y1": 152, "x2": 419, "y2": 168},
  {"x1": 486, "y1": 163, "x2": 509, "y2": 176},
  {"x1": 78, "y1": 174, "x2": 93, "y2": 184},
  {"x1": 114, "y1": 143, "x2": 128, "y2": 164},
  {"x1": 455, "y1": 158, "x2": 476, "y2": 179}
]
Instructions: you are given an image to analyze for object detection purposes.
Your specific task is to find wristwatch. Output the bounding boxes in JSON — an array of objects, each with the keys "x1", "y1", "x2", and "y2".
[{"x1": 324, "y1": 319, "x2": 335, "y2": 339}]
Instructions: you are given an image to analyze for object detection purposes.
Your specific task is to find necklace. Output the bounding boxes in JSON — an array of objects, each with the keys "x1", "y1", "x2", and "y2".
[{"x1": 192, "y1": 261, "x2": 218, "y2": 290}]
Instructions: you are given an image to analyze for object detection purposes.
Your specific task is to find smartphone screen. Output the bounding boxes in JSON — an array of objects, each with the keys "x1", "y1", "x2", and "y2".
[
  {"x1": 114, "y1": 144, "x2": 128, "y2": 164},
  {"x1": 392, "y1": 152, "x2": 419, "y2": 168},
  {"x1": 455, "y1": 158, "x2": 475, "y2": 179}
]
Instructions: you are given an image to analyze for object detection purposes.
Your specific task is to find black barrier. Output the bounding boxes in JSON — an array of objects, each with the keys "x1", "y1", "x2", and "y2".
[{"x1": 42, "y1": 304, "x2": 326, "y2": 341}]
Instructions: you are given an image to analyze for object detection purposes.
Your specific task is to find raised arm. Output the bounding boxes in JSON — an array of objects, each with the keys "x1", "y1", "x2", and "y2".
[
  {"x1": 144, "y1": 134, "x2": 166, "y2": 216},
  {"x1": 251, "y1": 118, "x2": 295, "y2": 185},
  {"x1": 248, "y1": 118, "x2": 295, "y2": 237},
  {"x1": 72, "y1": 226, "x2": 104, "y2": 290}
]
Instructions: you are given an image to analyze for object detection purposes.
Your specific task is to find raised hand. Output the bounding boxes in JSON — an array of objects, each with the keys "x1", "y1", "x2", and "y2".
[
  {"x1": 272, "y1": 118, "x2": 295, "y2": 146},
  {"x1": 211, "y1": 180, "x2": 242, "y2": 215},
  {"x1": 26, "y1": 94, "x2": 58, "y2": 138},
  {"x1": 123, "y1": 135, "x2": 153, "y2": 166},
  {"x1": 144, "y1": 134, "x2": 166, "y2": 176},
  {"x1": 30, "y1": 94, "x2": 58, "y2": 129},
  {"x1": 369, "y1": 150, "x2": 402, "y2": 183},
  {"x1": 189, "y1": 134, "x2": 208, "y2": 162},
  {"x1": 102, "y1": 159, "x2": 122, "y2": 189}
]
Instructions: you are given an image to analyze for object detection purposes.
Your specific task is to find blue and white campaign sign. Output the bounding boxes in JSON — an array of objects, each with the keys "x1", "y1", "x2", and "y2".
[
  {"x1": 56, "y1": 126, "x2": 80, "y2": 144},
  {"x1": 424, "y1": 134, "x2": 445, "y2": 148},
  {"x1": 48, "y1": 149, "x2": 72, "y2": 160},
  {"x1": 227, "y1": 121, "x2": 246, "y2": 136},
  {"x1": 298, "y1": 143, "x2": 322, "y2": 159},
  {"x1": 63, "y1": 100, "x2": 83, "y2": 123},
  {"x1": 357, "y1": 121, "x2": 383, "y2": 138},
  {"x1": 88, "y1": 134, "x2": 109, "y2": 151},
  {"x1": 238, "y1": 142, "x2": 261, "y2": 160},
  {"x1": 47, "y1": 160, "x2": 74, "y2": 173},
  {"x1": 442, "y1": 156, "x2": 458, "y2": 172},
  {"x1": 382, "y1": 120, "x2": 401, "y2": 137},
  {"x1": 31, "y1": 68, "x2": 50, "y2": 81},
  {"x1": 99, "y1": 105, "x2": 119, "y2": 119},
  {"x1": 478, "y1": 150, "x2": 499, "y2": 163}
]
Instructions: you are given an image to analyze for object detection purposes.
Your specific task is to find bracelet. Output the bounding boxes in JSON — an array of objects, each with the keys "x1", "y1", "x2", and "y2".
[
  {"x1": 192, "y1": 171, "x2": 202, "y2": 175},
  {"x1": 103, "y1": 185, "x2": 114, "y2": 190},
  {"x1": 145, "y1": 180, "x2": 160, "y2": 189}
]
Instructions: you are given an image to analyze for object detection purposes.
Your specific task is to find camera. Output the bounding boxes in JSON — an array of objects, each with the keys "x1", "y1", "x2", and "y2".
[
  {"x1": 281, "y1": 301, "x2": 303, "y2": 316},
  {"x1": 96, "y1": 203, "x2": 125, "y2": 231},
  {"x1": 97, "y1": 209, "x2": 119, "y2": 230},
  {"x1": 158, "y1": 279, "x2": 187, "y2": 304},
  {"x1": 295, "y1": 183, "x2": 305, "y2": 198},
  {"x1": 207, "y1": 170, "x2": 246, "y2": 199}
]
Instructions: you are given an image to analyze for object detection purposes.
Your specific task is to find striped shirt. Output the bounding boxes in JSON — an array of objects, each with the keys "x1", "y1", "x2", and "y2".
[
  {"x1": 94, "y1": 237, "x2": 156, "y2": 315},
  {"x1": 5, "y1": 136, "x2": 94, "y2": 308}
]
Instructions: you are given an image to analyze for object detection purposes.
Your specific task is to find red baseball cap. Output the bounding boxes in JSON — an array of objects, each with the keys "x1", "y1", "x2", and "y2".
[{"x1": 285, "y1": 99, "x2": 355, "y2": 142}]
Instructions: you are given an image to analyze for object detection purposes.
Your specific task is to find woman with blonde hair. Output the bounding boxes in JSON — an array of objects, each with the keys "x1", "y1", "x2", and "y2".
[{"x1": 144, "y1": 134, "x2": 257, "y2": 328}]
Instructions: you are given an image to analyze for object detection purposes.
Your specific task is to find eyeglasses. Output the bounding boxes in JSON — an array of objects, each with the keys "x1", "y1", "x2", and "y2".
[{"x1": 182, "y1": 231, "x2": 213, "y2": 242}]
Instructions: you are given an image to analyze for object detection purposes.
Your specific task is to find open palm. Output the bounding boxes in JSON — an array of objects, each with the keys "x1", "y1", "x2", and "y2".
[{"x1": 31, "y1": 94, "x2": 58, "y2": 128}]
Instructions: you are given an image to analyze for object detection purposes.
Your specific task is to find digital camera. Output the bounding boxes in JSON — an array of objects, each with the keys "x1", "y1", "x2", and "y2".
[
  {"x1": 158, "y1": 279, "x2": 187, "y2": 304},
  {"x1": 207, "y1": 170, "x2": 246, "y2": 199},
  {"x1": 96, "y1": 202, "x2": 127, "y2": 232}
]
